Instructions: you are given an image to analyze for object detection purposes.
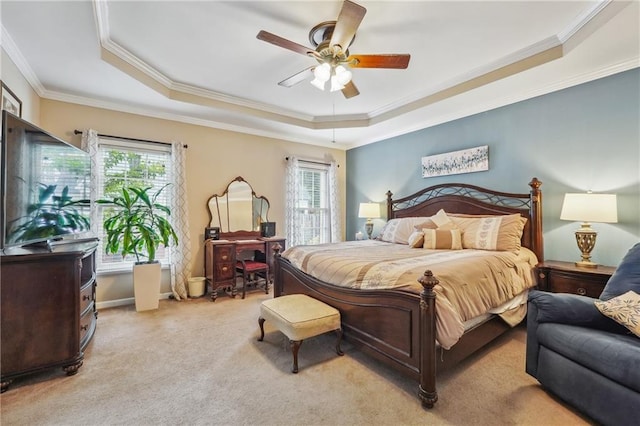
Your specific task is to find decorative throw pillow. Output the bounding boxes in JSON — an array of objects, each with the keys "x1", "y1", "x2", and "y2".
[
  {"x1": 594, "y1": 291, "x2": 640, "y2": 338},
  {"x1": 423, "y1": 229, "x2": 462, "y2": 250},
  {"x1": 379, "y1": 217, "x2": 437, "y2": 245},
  {"x1": 448, "y1": 213, "x2": 526, "y2": 253},
  {"x1": 407, "y1": 230, "x2": 424, "y2": 248},
  {"x1": 430, "y1": 209, "x2": 457, "y2": 230}
]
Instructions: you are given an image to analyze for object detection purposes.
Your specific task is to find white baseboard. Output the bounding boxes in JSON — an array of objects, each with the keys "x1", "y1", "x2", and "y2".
[{"x1": 96, "y1": 292, "x2": 173, "y2": 310}]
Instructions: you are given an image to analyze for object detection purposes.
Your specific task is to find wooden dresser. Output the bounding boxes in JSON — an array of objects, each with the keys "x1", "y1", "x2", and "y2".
[
  {"x1": 536, "y1": 260, "x2": 616, "y2": 298},
  {"x1": 204, "y1": 233, "x2": 285, "y2": 301},
  {"x1": 0, "y1": 240, "x2": 98, "y2": 392}
]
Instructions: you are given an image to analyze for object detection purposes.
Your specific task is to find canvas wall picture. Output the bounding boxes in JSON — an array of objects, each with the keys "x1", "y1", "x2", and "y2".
[{"x1": 421, "y1": 145, "x2": 489, "y2": 178}]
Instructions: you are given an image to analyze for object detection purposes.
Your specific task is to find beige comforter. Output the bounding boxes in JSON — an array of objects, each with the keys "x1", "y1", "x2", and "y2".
[{"x1": 282, "y1": 240, "x2": 538, "y2": 349}]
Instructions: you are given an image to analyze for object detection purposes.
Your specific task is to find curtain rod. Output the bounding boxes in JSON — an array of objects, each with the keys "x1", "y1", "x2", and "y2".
[
  {"x1": 285, "y1": 156, "x2": 339, "y2": 167},
  {"x1": 73, "y1": 129, "x2": 187, "y2": 148}
]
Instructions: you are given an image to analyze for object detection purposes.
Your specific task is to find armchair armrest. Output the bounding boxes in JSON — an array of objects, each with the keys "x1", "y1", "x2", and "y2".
[
  {"x1": 526, "y1": 290, "x2": 629, "y2": 378},
  {"x1": 528, "y1": 290, "x2": 627, "y2": 333}
]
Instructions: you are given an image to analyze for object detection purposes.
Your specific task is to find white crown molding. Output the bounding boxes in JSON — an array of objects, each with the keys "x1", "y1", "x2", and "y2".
[
  {"x1": 92, "y1": 0, "x2": 622, "y2": 131},
  {"x1": 1, "y1": 25, "x2": 46, "y2": 96},
  {"x1": 345, "y1": 58, "x2": 640, "y2": 150},
  {"x1": 40, "y1": 88, "x2": 344, "y2": 149}
]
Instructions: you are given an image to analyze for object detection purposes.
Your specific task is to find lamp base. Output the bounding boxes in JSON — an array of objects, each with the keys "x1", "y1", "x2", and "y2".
[
  {"x1": 574, "y1": 223, "x2": 598, "y2": 268},
  {"x1": 575, "y1": 260, "x2": 598, "y2": 269},
  {"x1": 365, "y1": 221, "x2": 374, "y2": 240}
]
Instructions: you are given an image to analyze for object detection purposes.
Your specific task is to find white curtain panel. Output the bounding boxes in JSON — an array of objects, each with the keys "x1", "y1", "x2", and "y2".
[
  {"x1": 80, "y1": 129, "x2": 99, "y2": 239},
  {"x1": 169, "y1": 141, "x2": 191, "y2": 300},
  {"x1": 328, "y1": 160, "x2": 342, "y2": 242},
  {"x1": 285, "y1": 156, "x2": 303, "y2": 247}
]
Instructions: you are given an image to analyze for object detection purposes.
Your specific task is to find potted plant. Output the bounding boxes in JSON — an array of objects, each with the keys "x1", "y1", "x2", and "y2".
[{"x1": 97, "y1": 185, "x2": 178, "y2": 311}]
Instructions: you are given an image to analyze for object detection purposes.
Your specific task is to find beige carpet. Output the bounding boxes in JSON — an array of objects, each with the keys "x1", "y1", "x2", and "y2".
[{"x1": 1, "y1": 290, "x2": 592, "y2": 425}]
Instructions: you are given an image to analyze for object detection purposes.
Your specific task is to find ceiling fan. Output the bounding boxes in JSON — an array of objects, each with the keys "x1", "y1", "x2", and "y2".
[{"x1": 257, "y1": 0, "x2": 410, "y2": 99}]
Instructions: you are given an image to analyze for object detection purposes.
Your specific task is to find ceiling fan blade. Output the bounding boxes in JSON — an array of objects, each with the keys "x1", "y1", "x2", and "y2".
[
  {"x1": 330, "y1": 0, "x2": 366, "y2": 50},
  {"x1": 341, "y1": 80, "x2": 360, "y2": 99},
  {"x1": 257, "y1": 30, "x2": 314, "y2": 56},
  {"x1": 347, "y1": 54, "x2": 411, "y2": 69},
  {"x1": 278, "y1": 67, "x2": 314, "y2": 87}
]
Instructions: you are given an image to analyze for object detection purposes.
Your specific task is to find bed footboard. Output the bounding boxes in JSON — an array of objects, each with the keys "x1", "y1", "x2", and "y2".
[{"x1": 274, "y1": 249, "x2": 439, "y2": 408}]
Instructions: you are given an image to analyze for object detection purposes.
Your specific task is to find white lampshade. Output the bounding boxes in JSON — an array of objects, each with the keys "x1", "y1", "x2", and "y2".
[
  {"x1": 358, "y1": 202, "x2": 380, "y2": 219},
  {"x1": 560, "y1": 193, "x2": 618, "y2": 223}
]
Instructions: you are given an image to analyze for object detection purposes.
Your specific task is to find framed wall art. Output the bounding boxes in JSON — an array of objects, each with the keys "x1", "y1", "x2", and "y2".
[
  {"x1": 421, "y1": 145, "x2": 489, "y2": 178},
  {"x1": 1, "y1": 81, "x2": 22, "y2": 118}
]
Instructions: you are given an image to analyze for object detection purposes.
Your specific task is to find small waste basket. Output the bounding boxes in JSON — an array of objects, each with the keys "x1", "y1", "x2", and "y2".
[{"x1": 188, "y1": 277, "x2": 206, "y2": 298}]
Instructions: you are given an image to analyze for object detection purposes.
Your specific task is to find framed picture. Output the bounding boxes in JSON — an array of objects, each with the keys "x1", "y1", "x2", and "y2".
[
  {"x1": 421, "y1": 145, "x2": 489, "y2": 178},
  {"x1": 1, "y1": 81, "x2": 22, "y2": 118},
  {"x1": 204, "y1": 227, "x2": 220, "y2": 240}
]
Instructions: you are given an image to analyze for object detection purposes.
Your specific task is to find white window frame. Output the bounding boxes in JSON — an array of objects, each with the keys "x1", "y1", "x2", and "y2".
[
  {"x1": 294, "y1": 162, "x2": 331, "y2": 245},
  {"x1": 95, "y1": 138, "x2": 173, "y2": 273}
]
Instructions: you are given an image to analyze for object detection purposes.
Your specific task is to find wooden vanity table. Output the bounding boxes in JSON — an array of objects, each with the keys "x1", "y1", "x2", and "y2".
[
  {"x1": 204, "y1": 177, "x2": 285, "y2": 301},
  {"x1": 204, "y1": 234, "x2": 285, "y2": 301}
]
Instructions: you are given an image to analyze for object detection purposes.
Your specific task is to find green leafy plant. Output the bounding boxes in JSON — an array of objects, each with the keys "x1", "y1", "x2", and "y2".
[
  {"x1": 8, "y1": 184, "x2": 90, "y2": 244},
  {"x1": 97, "y1": 185, "x2": 178, "y2": 264}
]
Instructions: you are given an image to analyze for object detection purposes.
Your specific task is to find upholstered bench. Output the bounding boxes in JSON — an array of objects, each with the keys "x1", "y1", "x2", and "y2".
[{"x1": 258, "y1": 294, "x2": 343, "y2": 373}]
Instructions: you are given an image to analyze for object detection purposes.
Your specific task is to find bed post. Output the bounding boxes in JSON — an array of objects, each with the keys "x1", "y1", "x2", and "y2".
[
  {"x1": 273, "y1": 244, "x2": 283, "y2": 297},
  {"x1": 418, "y1": 270, "x2": 439, "y2": 409},
  {"x1": 528, "y1": 178, "x2": 543, "y2": 262},
  {"x1": 386, "y1": 190, "x2": 393, "y2": 219}
]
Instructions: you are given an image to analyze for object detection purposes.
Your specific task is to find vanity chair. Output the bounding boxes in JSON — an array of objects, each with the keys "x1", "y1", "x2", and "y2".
[
  {"x1": 204, "y1": 176, "x2": 285, "y2": 301},
  {"x1": 236, "y1": 256, "x2": 269, "y2": 299}
]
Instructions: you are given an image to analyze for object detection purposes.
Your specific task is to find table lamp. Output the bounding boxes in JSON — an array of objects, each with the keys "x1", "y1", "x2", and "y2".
[
  {"x1": 560, "y1": 192, "x2": 617, "y2": 268},
  {"x1": 358, "y1": 202, "x2": 380, "y2": 240}
]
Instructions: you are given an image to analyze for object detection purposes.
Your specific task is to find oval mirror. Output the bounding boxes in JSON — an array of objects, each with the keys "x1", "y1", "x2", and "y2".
[{"x1": 207, "y1": 177, "x2": 270, "y2": 233}]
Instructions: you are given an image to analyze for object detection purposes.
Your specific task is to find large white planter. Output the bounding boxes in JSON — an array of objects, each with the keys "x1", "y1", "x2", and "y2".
[{"x1": 133, "y1": 262, "x2": 161, "y2": 312}]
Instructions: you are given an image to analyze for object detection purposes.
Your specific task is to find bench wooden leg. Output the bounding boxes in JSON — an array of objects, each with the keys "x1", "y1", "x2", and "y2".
[
  {"x1": 290, "y1": 340, "x2": 303, "y2": 373},
  {"x1": 335, "y1": 328, "x2": 344, "y2": 356},
  {"x1": 257, "y1": 317, "x2": 265, "y2": 341}
]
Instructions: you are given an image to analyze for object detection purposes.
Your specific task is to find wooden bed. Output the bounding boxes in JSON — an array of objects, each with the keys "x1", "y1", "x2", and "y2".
[{"x1": 273, "y1": 178, "x2": 543, "y2": 408}]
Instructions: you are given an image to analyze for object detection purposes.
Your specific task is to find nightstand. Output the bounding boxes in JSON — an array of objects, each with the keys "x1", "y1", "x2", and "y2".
[{"x1": 536, "y1": 261, "x2": 616, "y2": 297}]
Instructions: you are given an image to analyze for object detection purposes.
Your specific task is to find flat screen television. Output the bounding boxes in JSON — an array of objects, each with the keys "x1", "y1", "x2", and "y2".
[{"x1": 1, "y1": 110, "x2": 92, "y2": 251}]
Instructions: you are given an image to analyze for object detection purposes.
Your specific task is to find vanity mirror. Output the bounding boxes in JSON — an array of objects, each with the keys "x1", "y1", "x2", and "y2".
[{"x1": 207, "y1": 176, "x2": 270, "y2": 234}]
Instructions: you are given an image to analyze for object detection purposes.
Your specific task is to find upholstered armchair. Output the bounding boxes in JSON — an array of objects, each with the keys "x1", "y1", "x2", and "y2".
[{"x1": 526, "y1": 243, "x2": 640, "y2": 425}]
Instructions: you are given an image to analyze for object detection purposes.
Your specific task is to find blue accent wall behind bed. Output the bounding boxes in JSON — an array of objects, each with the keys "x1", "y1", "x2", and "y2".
[{"x1": 346, "y1": 68, "x2": 640, "y2": 267}]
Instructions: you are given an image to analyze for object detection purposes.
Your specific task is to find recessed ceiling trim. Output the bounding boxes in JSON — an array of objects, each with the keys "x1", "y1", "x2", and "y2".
[
  {"x1": 41, "y1": 88, "x2": 343, "y2": 149},
  {"x1": 93, "y1": 0, "x2": 620, "y2": 132}
]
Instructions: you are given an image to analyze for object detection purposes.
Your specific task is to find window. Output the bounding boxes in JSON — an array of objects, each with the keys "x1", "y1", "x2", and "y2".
[
  {"x1": 296, "y1": 163, "x2": 330, "y2": 245},
  {"x1": 95, "y1": 138, "x2": 172, "y2": 271}
]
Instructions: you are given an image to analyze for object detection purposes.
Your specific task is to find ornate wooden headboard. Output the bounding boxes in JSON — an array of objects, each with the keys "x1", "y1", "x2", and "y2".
[{"x1": 386, "y1": 178, "x2": 543, "y2": 261}]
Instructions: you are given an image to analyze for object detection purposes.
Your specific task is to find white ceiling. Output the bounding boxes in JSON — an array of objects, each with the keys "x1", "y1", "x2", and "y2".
[{"x1": 1, "y1": 1, "x2": 638, "y2": 149}]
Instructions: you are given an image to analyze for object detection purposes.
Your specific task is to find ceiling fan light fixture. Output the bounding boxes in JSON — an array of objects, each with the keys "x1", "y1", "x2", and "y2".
[
  {"x1": 330, "y1": 74, "x2": 345, "y2": 92},
  {"x1": 310, "y1": 77, "x2": 327, "y2": 91},
  {"x1": 313, "y1": 63, "x2": 331, "y2": 82},
  {"x1": 334, "y1": 65, "x2": 352, "y2": 85}
]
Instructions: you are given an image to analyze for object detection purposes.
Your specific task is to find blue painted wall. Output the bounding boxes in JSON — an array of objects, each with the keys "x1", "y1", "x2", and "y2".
[{"x1": 346, "y1": 68, "x2": 640, "y2": 267}]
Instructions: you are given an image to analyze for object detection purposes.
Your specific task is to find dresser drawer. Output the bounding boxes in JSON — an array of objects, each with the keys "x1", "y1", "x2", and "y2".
[
  {"x1": 79, "y1": 306, "x2": 97, "y2": 349},
  {"x1": 79, "y1": 282, "x2": 95, "y2": 315},
  {"x1": 214, "y1": 246, "x2": 235, "y2": 263},
  {"x1": 215, "y1": 262, "x2": 235, "y2": 280},
  {"x1": 546, "y1": 273, "x2": 605, "y2": 298}
]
